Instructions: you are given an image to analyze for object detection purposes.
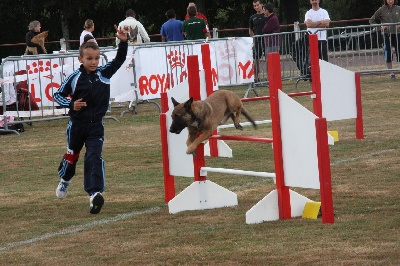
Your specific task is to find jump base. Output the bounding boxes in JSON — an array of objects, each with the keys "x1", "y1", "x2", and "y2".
[
  {"x1": 168, "y1": 180, "x2": 238, "y2": 214},
  {"x1": 245, "y1": 189, "x2": 313, "y2": 224}
]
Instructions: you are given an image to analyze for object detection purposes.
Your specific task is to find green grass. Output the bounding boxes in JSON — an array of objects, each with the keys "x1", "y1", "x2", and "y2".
[{"x1": 0, "y1": 75, "x2": 399, "y2": 265}]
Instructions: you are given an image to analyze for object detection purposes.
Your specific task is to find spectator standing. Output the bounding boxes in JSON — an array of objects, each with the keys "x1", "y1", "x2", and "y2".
[
  {"x1": 184, "y1": 2, "x2": 209, "y2": 25},
  {"x1": 25, "y1": 20, "x2": 45, "y2": 54},
  {"x1": 262, "y1": 2, "x2": 281, "y2": 54},
  {"x1": 182, "y1": 6, "x2": 210, "y2": 40},
  {"x1": 160, "y1": 9, "x2": 184, "y2": 42},
  {"x1": 53, "y1": 25, "x2": 128, "y2": 214},
  {"x1": 304, "y1": 0, "x2": 330, "y2": 62},
  {"x1": 79, "y1": 19, "x2": 97, "y2": 46},
  {"x1": 370, "y1": 0, "x2": 400, "y2": 79},
  {"x1": 249, "y1": 0, "x2": 267, "y2": 82},
  {"x1": 117, "y1": 9, "x2": 150, "y2": 45}
]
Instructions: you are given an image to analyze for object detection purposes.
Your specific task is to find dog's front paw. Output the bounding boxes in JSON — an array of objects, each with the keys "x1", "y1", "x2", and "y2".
[
  {"x1": 235, "y1": 124, "x2": 243, "y2": 130},
  {"x1": 186, "y1": 145, "x2": 197, "y2": 154}
]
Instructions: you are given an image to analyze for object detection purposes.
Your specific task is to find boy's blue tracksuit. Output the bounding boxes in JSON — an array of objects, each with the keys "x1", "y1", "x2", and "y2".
[{"x1": 53, "y1": 41, "x2": 128, "y2": 195}]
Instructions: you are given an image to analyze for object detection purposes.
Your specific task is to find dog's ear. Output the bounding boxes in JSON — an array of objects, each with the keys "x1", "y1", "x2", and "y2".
[
  {"x1": 171, "y1": 97, "x2": 180, "y2": 107},
  {"x1": 184, "y1": 97, "x2": 193, "y2": 110}
]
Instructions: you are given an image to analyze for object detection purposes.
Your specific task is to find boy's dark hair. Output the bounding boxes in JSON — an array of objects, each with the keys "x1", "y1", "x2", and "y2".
[
  {"x1": 263, "y1": 2, "x2": 274, "y2": 13},
  {"x1": 126, "y1": 9, "x2": 136, "y2": 17},
  {"x1": 253, "y1": 0, "x2": 263, "y2": 4},
  {"x1": 79, "y1": 41, "x2": 99, "y2": 56},
  {"x1": 187, "y1": 6, "x2": 197, "y2": 17},
  {"x1": 166, "y1": 9, "x2": 176, "y2": 19}
]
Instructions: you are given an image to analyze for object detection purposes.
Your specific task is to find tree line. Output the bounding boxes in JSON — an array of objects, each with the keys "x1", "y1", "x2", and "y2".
[{"x1": 0, "y1": 0, "x2": 384, "y2": 61}]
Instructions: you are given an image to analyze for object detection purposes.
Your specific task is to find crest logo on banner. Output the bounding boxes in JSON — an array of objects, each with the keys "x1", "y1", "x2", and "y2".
[
  {"x1": 26, "y1": 60, "x2": 61, "y2": 80},
  {"x1": 167, "y1": 50, "x2": 186, "y2": 69},
  {"x1": 23, "y1": 59, "x2": 64, "y2": 105},
  {"x1": 27, "y1": 60, "x2": 59, "y2": 74},
  {"x1": 217, "y1": 41, "x2": 236, "y2": 60}
]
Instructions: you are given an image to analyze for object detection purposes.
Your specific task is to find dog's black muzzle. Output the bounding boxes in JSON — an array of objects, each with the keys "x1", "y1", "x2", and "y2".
[{"x1": 169, "y1": 119, "x2": 187, "y2": 134}]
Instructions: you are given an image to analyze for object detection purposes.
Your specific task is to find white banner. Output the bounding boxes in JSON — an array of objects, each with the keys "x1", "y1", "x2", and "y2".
[
  {"x1": 120, "y1": 38, "x2": 254, "y2": 100},
  {"x1": 1, "y1": 57, "x2": 70, "y2": 108},
  {"x1": 1, "y1": 38, "x2": 254, "y2": 107}
]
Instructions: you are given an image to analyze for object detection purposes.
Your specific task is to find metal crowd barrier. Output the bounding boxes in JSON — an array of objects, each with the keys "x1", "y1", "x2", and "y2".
[
  {"x1": 0, "y1": 52, "x2": 109, "y2": 135},
  {"x1": 326, "y1": 23, "x2": 400, "y2": 75},
  {"x1": 250, "y1": 22, "x2": 400, "y2": 89}
]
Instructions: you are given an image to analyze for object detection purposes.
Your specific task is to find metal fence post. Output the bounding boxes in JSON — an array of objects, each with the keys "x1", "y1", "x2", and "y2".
[
  {"x1": 60, "y1": 38, "x2": 66, "y2": 51},
  {"x1": 294, "y1": 21, "x2": 300, "y2": 41},
  {"x1": 213, "y1": 28, "x2": 218, "y2": 39}
]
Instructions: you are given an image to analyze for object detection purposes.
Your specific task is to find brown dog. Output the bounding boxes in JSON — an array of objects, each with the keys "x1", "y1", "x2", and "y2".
[
  {"x1": 25, "y1": 31, "x2": 48, "y2": 55},
  {"x1": 170, "y1": 90, "x2": 257, "y2": 154}
]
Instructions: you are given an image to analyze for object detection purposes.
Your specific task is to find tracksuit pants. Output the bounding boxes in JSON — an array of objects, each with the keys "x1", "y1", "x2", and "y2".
[{"x1": 58, "y1": 120, "x2": 105, "y2": 195}]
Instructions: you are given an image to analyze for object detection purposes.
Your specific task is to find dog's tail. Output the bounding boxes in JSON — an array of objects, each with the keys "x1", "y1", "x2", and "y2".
[{"x1": 241, "y1": 108, "x2": 257, "y2": 129}]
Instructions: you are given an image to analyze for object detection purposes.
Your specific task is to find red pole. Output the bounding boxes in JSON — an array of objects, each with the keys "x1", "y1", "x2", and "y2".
[
  {"x1": 309, "y1": 34, "x2": 323, "y2": 117},
  {"x1": 160, "y1": 91, "x2": 169, "y2": 113},
  {"x1": 355, "y1": 72, "x2": 364, "y2": 139},
  {"x1": 160, "y1": 92, "x2": 175, "y2": 202},
  {"x1": 188, "y1": 55, "x2": 201, "y2": 101},
  {"x1": 315, "y1": 117, "x2": 335, "y2": 224},
  {"x1": 187, "y1": 55, "x2": 207, "y2": 182},
  {"x1": 193, "y1": 143, "x2": 206, "y2": 182},
  {"x1": 201, "y1": 43, "x2": 219, "y2": 156},
  {"x1": 201, "y1": 44, "x2": 214, "y2": 96},
  {"x1": 268, "y1": 52, "x2": 291, "y2": 220}
]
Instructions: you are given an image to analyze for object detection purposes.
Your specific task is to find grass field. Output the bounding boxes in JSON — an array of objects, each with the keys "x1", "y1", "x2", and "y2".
[{"x1": 0, "y1": 75, "x2": 399, "y2": 265}]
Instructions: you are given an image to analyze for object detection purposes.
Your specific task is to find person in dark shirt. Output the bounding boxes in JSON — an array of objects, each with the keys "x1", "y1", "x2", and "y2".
[
  {"x1": 262, "y1": 2, "x2": 281, "y2": 54},
  {"x1": 25, "y1": 20, "x2": 45, "y2": 55},
  {"x1": 249, "y1": 0, "x2": 267, "y2": 82},
  {"x1": 184, "y1": 2, "x2": 209, "y2": 25},
  {"x1": 53, "y1": 25, "x2": 128, "y2": 214},
  {"x1": 182, "y1": 6, "x2": 210, "y2": 40}
]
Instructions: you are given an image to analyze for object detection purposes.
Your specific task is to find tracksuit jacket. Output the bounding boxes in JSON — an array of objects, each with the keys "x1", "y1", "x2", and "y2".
[
  {"x1": 53, "y1": 41, "x2": 127, "y2": 194},
  {"x1": 54, "y1": 41, "x2": 128, "y2": 122}
]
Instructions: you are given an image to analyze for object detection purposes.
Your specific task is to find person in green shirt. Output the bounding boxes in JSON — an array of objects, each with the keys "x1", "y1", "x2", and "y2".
[{"x1": 182, "y1": 6, "x2": 210, "y2": 40}]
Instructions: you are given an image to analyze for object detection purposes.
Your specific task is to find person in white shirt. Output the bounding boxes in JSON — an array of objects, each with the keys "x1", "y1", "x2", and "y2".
[
  {"x1": 79, "y1": 19, "x2": 97, "y2": 46},
  {"x1": 304, "y1": 0, "x2": 330, "y2": 61},
  {"x1": 116, "y1": 9, "x2": 150, "y2": 45}
]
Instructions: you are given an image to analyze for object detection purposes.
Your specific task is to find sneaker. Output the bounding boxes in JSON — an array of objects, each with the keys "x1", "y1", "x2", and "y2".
[
  {"x1": 56, "y1": 179, "x2": 70, "y2": 199},
  {"x1": 89, "y1": 192, "x2": 104, "y2": 214},
  {"x1": 390, "y1": 73, "x2": 396, "y2": 80}
]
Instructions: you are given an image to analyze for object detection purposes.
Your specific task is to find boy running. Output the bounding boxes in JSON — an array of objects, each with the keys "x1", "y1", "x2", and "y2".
[{"x1": 53, "y1": 25, "x2": 127, "y2": 214}]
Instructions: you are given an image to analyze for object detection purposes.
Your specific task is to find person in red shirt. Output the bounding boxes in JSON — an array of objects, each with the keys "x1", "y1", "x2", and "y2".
[{"x1": 184, "y1": 2, "x2": 209, "y2": 26}]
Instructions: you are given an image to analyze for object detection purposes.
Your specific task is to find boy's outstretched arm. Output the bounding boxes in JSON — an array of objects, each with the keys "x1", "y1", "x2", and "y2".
[
  {"x1": 115, "y1": 24, "x2": 128, "y2": 43},
  {"x1": 100, "y1": 25, "x2": 129, "y2": 78}
]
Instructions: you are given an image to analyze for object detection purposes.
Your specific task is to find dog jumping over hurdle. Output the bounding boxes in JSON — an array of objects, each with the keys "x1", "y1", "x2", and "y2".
[
  {"x1": 25, "y1": 31, "x2": 48, "y2": 55},
  {"x1": 170, "y1": 90, "x2": 257, "y2": 154}
]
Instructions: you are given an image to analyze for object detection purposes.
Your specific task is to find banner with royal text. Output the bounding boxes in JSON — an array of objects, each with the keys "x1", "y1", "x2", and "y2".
[{"x1": 1, "y1": 38, "x2": 253, "y2": 107}]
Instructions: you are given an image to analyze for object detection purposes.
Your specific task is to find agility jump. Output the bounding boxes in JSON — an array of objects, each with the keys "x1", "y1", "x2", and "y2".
[{"x1": 159, "y1": 36, "x2": 363, "y2": 224}]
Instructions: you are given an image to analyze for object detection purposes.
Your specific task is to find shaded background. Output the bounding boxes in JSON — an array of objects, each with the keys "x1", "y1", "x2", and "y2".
[{"x1": 0, "y1": 0, "x2": 383, "y2": 60}]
